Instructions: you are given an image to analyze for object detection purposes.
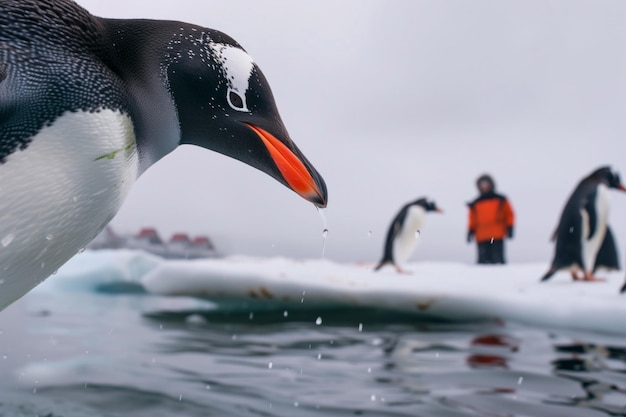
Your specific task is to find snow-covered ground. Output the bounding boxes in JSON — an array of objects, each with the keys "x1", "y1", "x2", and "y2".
[{"x1": 36, "y1": 250, "x2": 626, "y2": 336}]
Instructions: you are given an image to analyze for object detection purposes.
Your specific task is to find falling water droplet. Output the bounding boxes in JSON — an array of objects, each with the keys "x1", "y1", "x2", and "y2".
[
  {"x1": 249, "y1": 312, "x2": 254, "y2": 320},
  {"x1": 317, "y1": 353, "x2": 322, "y2": 360},
  {"x1": 517, "y1": 376, "x2": 524, "y2": 385},
  {"x1": 268, "y1": 362, "x2": 273, "y2": 369},
  {"x1": 370, "y1": 394, "x2": 376, "y2": 402},
  {"x1": 358, "y1": 323, "x2": 363, "y2": 332},
  {"x1": 78, "y1": 247, "x2": 86, "y2": 254},
  {"x1": 179, "y1": 394, "x2": 183, "y2": 402},
  {"x1": 1, "y1": 233, "x2": 15, "y2": 248},
  {"x1": 283, "y1": 310, "x2": 289, "y2": 317},
  {"x1": 317, "y1": 207, "x2": 329, "y2": 258},
  {"x1": 490, "y1": 237, "x2": 494, "y2": 244},
  {"x1": 315, "y1": 316, "x2": 322, "y2": 325},
  {"x1": 0, "y1": 279, "x2": 5, "y2": 285},
  {"x1": 294, "y1": 401, "x2": 299, "y2": 407},
  {"x1": 46, "y1": 234, "x2": 53, "y2": 241}
]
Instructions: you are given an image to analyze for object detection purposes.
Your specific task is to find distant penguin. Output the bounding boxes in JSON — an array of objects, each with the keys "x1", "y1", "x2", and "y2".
[
  {"x1": 374, "y1": 198, "x2": 442, "y2": 273},
  {"x1": 0, "y1": 0, "x2": 327, "y2": 310},
  {"x1": 541, "y1": 167, "x2": 626, "y2": 282}
]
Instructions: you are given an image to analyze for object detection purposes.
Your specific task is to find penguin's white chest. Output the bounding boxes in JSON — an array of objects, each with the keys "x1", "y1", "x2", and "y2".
[
  {"x1": 581, "y1": 184, "x2": 610, "y2": 272},
  {"x1": 0, "y1": 109, "x2": 138, "y2": 309},
  {"x1": 392, "y1": 206, "x2": 426, "y2": 266}
]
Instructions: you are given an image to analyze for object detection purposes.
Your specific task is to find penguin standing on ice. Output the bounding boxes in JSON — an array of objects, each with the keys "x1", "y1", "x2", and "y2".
[
  {"x1": 541, "y1": 167, "x2": 626, "y2": 282},
  {"x1": 374, "y1": 198, "x2": 442, "y2": 273},
  {"x1": 0, "y1": 0, "x2": 327, "y2": 310}
]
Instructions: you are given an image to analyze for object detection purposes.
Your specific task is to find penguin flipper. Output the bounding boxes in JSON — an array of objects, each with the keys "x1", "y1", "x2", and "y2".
[
  {"x1": 583, "y1": 189, "x2": 598, "y2": 240},
  {"x1": 373, "y1": 261, "x2": 388, "y2": 271},
  {"x1": 594, "y1": 226, "x2": 620, "y2": 273},
  {"x1": 540, "y1": 269, "x2": 556, "y2": 282},
  {"x1": 550, "y1": 228, "x2": 558, "y2": 242}
]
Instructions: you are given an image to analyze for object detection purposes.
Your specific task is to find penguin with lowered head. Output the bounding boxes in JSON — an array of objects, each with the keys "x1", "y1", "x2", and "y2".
[{"x1": 374, "y1": 198, "x2": 442, "y2": 273}]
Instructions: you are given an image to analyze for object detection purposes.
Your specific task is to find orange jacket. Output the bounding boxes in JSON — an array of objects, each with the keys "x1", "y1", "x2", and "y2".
[{"x1": 468, "y1": 193, "x2": 514, "y2": 242}]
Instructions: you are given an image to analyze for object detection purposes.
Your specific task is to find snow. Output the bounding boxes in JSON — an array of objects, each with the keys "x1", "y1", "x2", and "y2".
[{"x1": 37, "y1": 250, "x2": 626, "y2": 335}]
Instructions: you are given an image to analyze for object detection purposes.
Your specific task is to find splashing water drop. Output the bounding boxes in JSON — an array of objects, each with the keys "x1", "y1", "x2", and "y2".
[{"x1": 315, "y1": 316, "x2": 322, "y2": 325}]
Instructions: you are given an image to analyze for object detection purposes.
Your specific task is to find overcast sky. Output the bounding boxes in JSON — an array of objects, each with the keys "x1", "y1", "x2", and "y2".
[{"x1": 76, "y1": 0, "x2": 626, "y2": 265}]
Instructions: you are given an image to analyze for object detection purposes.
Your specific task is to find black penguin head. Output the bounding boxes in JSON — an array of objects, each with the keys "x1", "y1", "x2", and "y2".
[
  {"x1": 593, "y1": 166, "x2": 626, "y2": 192},
  {"x1": 162, "y1": 27, "x2": 327, "y2": 207},
  {"x1": 412, "y1": 198, "x2": 443, "y2": 213}
]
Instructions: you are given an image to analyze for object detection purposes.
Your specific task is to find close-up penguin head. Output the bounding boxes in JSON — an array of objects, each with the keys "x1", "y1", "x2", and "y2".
[{"x1": 160, "y1": 27, "x2": 327, "y2": 207}]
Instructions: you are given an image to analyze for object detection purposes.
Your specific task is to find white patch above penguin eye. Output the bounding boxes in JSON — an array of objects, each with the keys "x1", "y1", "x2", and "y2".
[{"x1": 207, "y1": 42, "x2": 254, "y2": 112}]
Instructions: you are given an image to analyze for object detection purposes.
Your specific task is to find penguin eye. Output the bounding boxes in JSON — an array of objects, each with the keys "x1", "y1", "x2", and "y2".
[{"x1": 227, "y1": 89, "x2": 246, "y2": 111}]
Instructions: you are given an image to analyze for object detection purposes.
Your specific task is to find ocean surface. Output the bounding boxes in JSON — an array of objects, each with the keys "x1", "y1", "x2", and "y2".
[{"x1": 0, "y1": 254, "x2": 626, "y2": 416}]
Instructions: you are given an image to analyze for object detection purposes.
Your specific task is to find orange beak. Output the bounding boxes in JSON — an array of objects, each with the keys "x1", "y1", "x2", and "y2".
[{"x1": 246, "y1": 123, "x2": 326, "y2": 207}]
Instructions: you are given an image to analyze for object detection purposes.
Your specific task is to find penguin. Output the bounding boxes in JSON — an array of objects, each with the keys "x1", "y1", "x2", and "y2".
[
  {"x1": 541, "y1": 167, "x2": 625, "y2": 282},
  {"x1": 374, "y1": 198, "x2": 442, "y2": 273},
  {"x1": 0, "y1": 0, "x2": 327, "y2": 310}
]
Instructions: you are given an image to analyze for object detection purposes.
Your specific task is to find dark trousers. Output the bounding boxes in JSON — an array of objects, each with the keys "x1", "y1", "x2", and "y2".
[{"x1": 477, "y1": 239, "x2": 505, "y2": 264}]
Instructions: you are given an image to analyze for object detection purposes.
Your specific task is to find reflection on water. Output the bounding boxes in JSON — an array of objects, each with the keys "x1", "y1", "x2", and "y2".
[{"x1": 0, "y1": 290, "x2": 625, "y2": 416}]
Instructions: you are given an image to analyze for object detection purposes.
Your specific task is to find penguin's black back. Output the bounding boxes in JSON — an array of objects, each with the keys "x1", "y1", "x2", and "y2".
[
  {"x1": 0, "y1": 0, "x2": 130, "y2": 161},
  {"x1": 546, "y1": 169, "x2": 611, "y2": 276},
  {"x1": 374, "y1": 204, "x2": 411, "y2": 270}
]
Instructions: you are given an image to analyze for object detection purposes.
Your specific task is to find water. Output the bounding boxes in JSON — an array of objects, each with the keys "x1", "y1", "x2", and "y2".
[
  {"x1": 317, "y1": 207, "x2": 328, "y2": 259},
  {"x1": 0, "y1": 282, "x2": 626, "y2": 416}
]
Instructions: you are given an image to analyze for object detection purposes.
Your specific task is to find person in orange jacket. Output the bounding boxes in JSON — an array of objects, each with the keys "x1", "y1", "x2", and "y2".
[{"x1": 467, "y1": 174, "x2": 515, "y2": 264}]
